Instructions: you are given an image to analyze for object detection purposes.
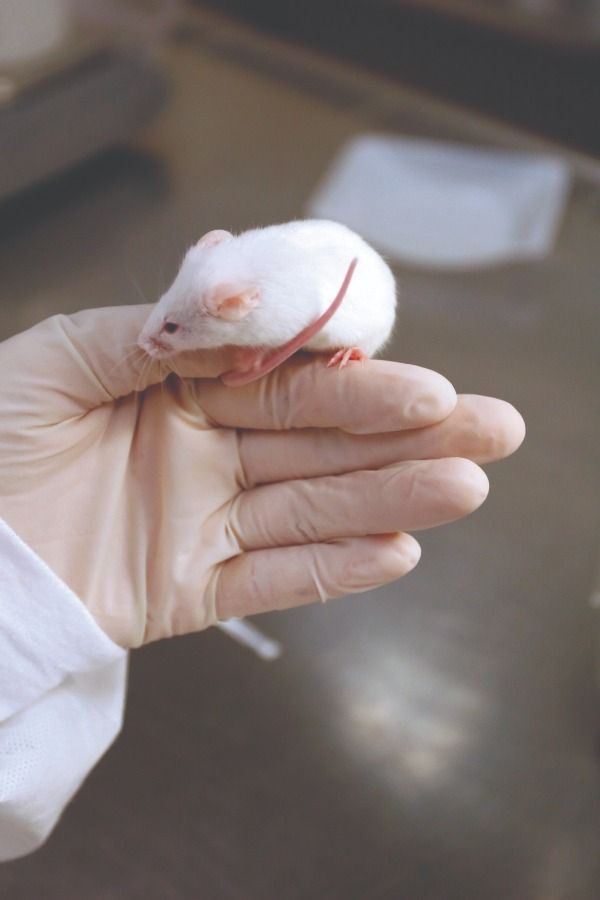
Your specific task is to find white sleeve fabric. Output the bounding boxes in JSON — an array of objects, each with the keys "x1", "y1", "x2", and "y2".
[{"x1": 0, "y1": 519, "x2": 128, "y2": 862}]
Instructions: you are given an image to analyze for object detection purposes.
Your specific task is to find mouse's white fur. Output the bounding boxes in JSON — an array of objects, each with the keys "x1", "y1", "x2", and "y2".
[{"x1": 138, "y1": 220, "x2": 397, "y2": 357}]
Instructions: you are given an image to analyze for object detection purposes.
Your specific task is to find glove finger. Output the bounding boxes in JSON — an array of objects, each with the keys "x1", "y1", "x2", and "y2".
[
  {"x1": 0, "y1": 306, "x2": 238, "y2": 421},
  {"x1": 239, "y1": 395, "x2": 525, "y2": 485},
  {"x1": 230, "y1": 457, "x2": 489, "y2": 552},
  {"x1": 215, "y1": 533, "x2": 421, "y2": 620},
  {"x1": 194, "y1": 355, "x2": 457, "y2": 434}
]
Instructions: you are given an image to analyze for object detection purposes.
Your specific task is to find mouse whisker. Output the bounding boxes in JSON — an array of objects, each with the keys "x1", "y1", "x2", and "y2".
[
  {"x1": 158, "y1": 358, "x2": 174, "y2": 398},
  {"x1": 128, "y1": 274, "x2": 151, "y2": 306},
  {"x1": 158, "y1": 263, "x2": 169, "y2": 295},
  {"x1": 103, "y1": 344, "x2": 148, "y2": 383},
  {"x1": 136, "y1": 353, "x2": 155, "y2": 395}
]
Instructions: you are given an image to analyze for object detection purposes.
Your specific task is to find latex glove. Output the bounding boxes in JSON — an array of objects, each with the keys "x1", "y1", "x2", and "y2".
[{"x1": 0, "y1": 306, "x2": 524, "y2": 647}]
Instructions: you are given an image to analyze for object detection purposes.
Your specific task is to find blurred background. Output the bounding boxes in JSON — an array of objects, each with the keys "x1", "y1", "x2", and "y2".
[{"x1": 0, "y1": 1, "x2": 599, "y2": 897}]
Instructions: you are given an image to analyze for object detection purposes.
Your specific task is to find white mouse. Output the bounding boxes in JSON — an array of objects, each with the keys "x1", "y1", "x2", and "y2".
[{"x1": 137, "y1": 219, "x2": 397, "y2": 385}]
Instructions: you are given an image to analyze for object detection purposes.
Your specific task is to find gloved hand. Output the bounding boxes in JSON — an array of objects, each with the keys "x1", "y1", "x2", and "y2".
[{"x1": 0, "y1": 306, "x2": 524, "y2": 648}]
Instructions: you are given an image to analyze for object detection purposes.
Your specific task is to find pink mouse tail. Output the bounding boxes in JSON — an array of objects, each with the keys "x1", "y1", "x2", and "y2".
[{"x1": 221, "y1": 257, "x2": 358, "y2": 387}]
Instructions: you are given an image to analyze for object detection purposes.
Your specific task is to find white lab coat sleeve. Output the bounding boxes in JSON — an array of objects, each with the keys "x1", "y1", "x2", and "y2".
[{"x1": 0, "y1": 519, "x2": 128, "y2": 862}]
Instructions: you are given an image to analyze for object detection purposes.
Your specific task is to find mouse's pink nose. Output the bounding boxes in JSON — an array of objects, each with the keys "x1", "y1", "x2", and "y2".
[{"x1": 139, "y1": 334, "x2": 171, "y2": 356}]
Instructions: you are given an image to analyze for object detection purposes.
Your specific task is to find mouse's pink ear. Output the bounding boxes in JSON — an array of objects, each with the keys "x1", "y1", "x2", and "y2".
[
  {"x1": 206, "y1": 283, "x2": 260, "y2": 320},
  {"x1": 197, "y1": 229, "x2": 233, "y2": 249}
]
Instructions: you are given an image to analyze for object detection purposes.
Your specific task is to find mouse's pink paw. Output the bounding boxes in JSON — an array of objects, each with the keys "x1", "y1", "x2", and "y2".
[
  {"x1": 326, "y1": 347, "x2": 368, "y2": 369},
  {"x1": 233, "y1": 347, "x2": 267, "y2": 374}
]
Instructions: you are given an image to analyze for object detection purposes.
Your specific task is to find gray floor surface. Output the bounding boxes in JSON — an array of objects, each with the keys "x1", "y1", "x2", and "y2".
[{"x1": 1, "y1": 15, "x2": 599, "y2": 900}]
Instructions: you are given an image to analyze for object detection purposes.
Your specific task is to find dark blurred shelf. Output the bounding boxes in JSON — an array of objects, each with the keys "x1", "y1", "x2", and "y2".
[
  {"x1": 385, "y1": 0, "x2": 600, "y2": 50},
  {"x1": 198, "y1": 0, "x2": 600, "y2": 158}
]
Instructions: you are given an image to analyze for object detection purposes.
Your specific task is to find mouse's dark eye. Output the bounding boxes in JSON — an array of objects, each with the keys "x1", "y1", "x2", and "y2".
[{"x1": 163, "y1": 321, "x2": 179, "y2": 335}]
